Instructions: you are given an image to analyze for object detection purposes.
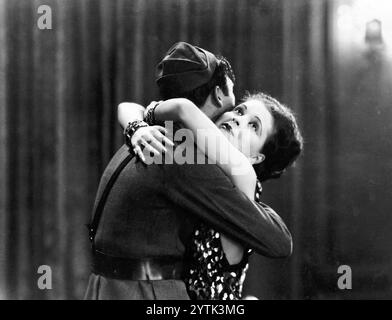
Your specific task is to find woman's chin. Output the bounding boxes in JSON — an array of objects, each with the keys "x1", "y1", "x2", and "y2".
[
  {"x1": 218, "y1": 128, "x2": 253, "y2": 163},
  {"x1": 219, "y1": 129, "x2": 239, "y2": 148},
  {"x1": 220, "y1": 129, "x2": 236, "y2": 143}
]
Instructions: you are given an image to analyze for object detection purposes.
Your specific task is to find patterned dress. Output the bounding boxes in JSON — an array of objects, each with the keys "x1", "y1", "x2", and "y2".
[{"x1": 184, "y1": 180, "x2": 263, "y2": 300}]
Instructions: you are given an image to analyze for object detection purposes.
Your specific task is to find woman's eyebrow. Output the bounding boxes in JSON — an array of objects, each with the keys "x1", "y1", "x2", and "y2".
[{"x1": 235, "y1": 104, "x2": 247, "y2": 110}]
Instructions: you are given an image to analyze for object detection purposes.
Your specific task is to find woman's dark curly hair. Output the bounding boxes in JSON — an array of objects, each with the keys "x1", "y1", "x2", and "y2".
[{"x1": 243, "y1": 92, "x2": 304, "y2": 182}]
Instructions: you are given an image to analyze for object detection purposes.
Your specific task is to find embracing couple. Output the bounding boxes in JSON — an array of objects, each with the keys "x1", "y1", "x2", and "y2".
[{"x1": 84, "y1": 42, "x2": 303, "y2": 300}]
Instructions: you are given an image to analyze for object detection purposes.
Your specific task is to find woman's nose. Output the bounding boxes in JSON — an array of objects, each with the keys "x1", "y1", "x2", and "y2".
[{"x1": 231, "y1": 117, "x2": 240, "y2": 127}]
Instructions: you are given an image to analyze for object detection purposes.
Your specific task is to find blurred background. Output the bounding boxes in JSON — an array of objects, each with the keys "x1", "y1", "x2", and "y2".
[{"x1": 0, "y1": 0, "x2": 392, "y2": 299}]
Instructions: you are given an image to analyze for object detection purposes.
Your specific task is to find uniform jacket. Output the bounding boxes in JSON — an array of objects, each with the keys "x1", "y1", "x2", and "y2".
[{"x1": 85, "y1": 144, "x2": 292, "y2": 299}]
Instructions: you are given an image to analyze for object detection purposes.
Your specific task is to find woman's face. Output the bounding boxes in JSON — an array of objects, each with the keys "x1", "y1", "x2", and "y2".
[{"x1": 215, "y1": 99, "x2": 275, "y2": 163}]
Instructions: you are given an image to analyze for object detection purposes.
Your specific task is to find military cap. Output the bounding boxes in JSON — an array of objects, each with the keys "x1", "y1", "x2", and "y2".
[{"x1": 156, "y1": 42, "x2": 218, "y2": 93}]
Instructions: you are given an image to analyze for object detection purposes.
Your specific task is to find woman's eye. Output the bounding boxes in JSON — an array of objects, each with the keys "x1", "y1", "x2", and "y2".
[
  {"x1": 250, "y1": 123, "x2": 257, "y2": 131},
  {"x1": 235, "y1": 108, "x2": 243, "y2": 115}
]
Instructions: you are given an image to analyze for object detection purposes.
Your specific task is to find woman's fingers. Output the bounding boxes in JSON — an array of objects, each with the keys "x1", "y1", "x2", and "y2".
[
  {"x1": 161, "y1": 135, "x2": 175, "y2": 148},
  {"x1": 155, "y1": 125, "x2": 168, "y2": 135},
  {"x1": 131, "y1": 126, "x2": 175, "y2": 164},
  {"x1": 148, "y1": 135, "x2": 168, "y2": 154},
  {"x1": 152, "y1": 128, "x2": 175, "y2": 148},
  {"x1": 133, "y1": 145, "x2": 146, "y2": 163},
  {"x1": 140, "y1": 138, "x2": 160, "y2": 157}
]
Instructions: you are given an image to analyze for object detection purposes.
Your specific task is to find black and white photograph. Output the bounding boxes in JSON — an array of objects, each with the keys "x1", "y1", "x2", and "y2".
[{"x1": 0, "y1": 0, "x2": 391, "y2": 302}]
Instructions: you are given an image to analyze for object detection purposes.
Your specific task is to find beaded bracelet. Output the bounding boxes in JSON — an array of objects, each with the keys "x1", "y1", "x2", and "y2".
[
  {"x1": 123, "y1": 120, "x2": 149, "y2": 147},
  {"x1": 144, "y1": 102, "x2": 160, "y2": 126}
]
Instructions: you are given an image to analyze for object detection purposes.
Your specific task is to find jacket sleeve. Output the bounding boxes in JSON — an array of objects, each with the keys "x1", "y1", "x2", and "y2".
[{"x1": 163, "y1": 162, "x2": 293, "y2": 258}]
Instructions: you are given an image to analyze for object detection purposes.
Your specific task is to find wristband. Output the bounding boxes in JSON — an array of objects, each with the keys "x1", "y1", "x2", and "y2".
[
  {"x1": 144, "y1": 102, "x2": 160, "y2": 126},
  {"x1": 124, "y1": 120, "x2": 149, "y2": 147}
]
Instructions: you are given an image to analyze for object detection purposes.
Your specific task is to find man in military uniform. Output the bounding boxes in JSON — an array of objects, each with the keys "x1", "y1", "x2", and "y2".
[{"x1": 84, "y1": 42, "x2": 292, "y2": 299}]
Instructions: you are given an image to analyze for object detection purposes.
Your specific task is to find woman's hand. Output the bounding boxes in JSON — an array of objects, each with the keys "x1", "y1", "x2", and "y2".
[{"x1": 131, "y1": 125, "x2": 174, "y2": 163}]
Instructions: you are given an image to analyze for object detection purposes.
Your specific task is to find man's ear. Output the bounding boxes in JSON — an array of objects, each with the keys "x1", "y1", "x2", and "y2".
[
  {"x1": 213, "y1": 85, "x2": 224, "y2": 108},
  {"x1": 250, "y1": 153, "x2": 265, "y2": 165}
]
